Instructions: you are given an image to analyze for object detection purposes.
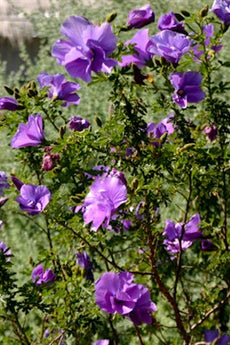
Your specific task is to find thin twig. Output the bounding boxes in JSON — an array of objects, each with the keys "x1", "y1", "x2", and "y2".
[
  {"x1": 173, "y1": 170, "x2": 192, "y2": 301},
  {"x1": 42, "y1": 106, "x2": 59, "y2": 132},
  {"x1": 135, "y1": 324, "x2": 145, "y2": 345},
  {"x1": 222, "y1": 168, "x2": 228, "y2": 250},
  {"x1": 108, "y1": 315, "x2": 119, "y2": 345},
  {"x1": 48, "y1": 331, "x2": 65, "y2": 345},
  {"x1": 11, "y1": 312, "x2": 30, "y2": 345},
  {"x1": 191, "y1": 290, "x2": 230, "y2": 330},
  {"x1": 145, "y1": 224, "x2": 190, "y2": 345}
]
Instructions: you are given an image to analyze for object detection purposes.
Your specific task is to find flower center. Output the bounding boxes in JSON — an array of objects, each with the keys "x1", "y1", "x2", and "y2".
[
  {"x1": 27, "y1": 200, "x2": 36, "y2": 208},
  {"x1": 177, "y1": 89, "x2": 185, "y2": 97}
]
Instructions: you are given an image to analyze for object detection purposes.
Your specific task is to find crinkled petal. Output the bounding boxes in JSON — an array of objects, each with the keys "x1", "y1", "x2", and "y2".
[
  {"x1": 60, "y1": 15, "x2": 90, "y2": 47},
  {"x1": 65, "y1": 48, "x2": 91, "y2": 82},
  {"x1": 92, "y1": 22, "x2": 117, "y2": 55},
  {"x1": 52, "y1": 39, "x2": 74, "y2": 64}
]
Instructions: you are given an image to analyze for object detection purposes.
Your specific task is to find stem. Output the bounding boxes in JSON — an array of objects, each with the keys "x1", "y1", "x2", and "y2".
[
  {"x1": 191, "y1": 290, "x2": 230, "y2": 330},
  {"x1": 39, "y1": 315, "x2": 47, "y2": 343},
  {"x1": 146, "y1": 225, "x2": 190, "y2": 344},
  {"x1": 45, "y1": 215, "x2": 57, "y2": 269},
  {"x1": 108, "y1": 315, "x2": 119, "y2": 345},
  {"x1": 173, "y1": 171, "x2": 192, "y2": 301},
  {"x1": 42, "y1": 106, "x2": 59, "y2": 132},
  {"x1": 68, "y1": 226, "x2": 124, "y2": 271},
  {"x1": 48, "y1": 331, "x2": 65, "y2": 345},
  {"x1": 222, "y1": 168, "x2": 228, "y2": 250},
  {"x1": 135, "y1": 325, "x2": 145, "y2": 345},
  {"x1": 11, "y1": 312, "x2": 30, "y2": 345},
  {"x1": 44, "y1": 215, "x2": 63, "y2": 276}
]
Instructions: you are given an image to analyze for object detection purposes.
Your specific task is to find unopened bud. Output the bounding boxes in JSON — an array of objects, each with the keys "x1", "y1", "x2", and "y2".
[
  {"x1": 199, "y1": 5, "x2": 209, "y2": 18},
  {"x1": 160, "y1": 57, "x2": 170, "y2": 67},
  {"x1": 42, "y1": 152, "x2": 60, "y2": 171},
  {"x1": 26, "y1": 80, "x2": 37, "y2": 91},
  {"x1": 207, "y1": 49, "x2": 215, "y2": 60},
  {"x1": 13, "y1": 87, "x2": 20, "y2": 99},
  {"x1": 4, "y1": 85, "x2": 14, "y2": 95},
  {"x1": 95, "y1": 116, "x2": 102, "y2": 127},
  {"x1": 154, "y1": 59, "x2": 162, "y2": 67},
  {"x1": 174, "y1": 13, "x2": 184, "y2": 21},
  {"x1": 11, "y1": 175, "x2": 23, "y2": 191},
  {"x1": 180, "y1": 10, "x2": 190, "y2": 17},
  {"x1": 131, "y1": 178, "x2": 138, "y2": 192},
  {"x1": 106, "y1": 12, "x2": 117, "y2": 23},
  {"x1": 159, "y1": 132, "x2": 168, "y2": 145},
  {"x1": 42, "y1": 153, "x2": 54, "y2": 171},
  {"x1": 28, "y1": 89, "x2": 38, "y2": 97},
  {"x1": 59, "y1": 125, "x2": 66, "y2": 139}
]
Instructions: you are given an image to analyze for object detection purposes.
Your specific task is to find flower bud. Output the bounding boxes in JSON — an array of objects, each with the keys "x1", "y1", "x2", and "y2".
[
  {"x1": 4, "y1": 85, "x2": 14, "y2": 95},
  {"x1": 181, "y1": 10, "x2": 190, "y2": 17},
  {"x1": 199, "y1": 5, "x2": 209, "y2": 18},
  {"x1": 106, "y1": 12, "x2": 117, "y2": 23}
]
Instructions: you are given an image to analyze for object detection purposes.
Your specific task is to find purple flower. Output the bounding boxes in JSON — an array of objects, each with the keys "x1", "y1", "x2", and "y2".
[
  {"x1": 205, "y1": 329, "x2": 219, "y2": 343},
  {"x1": 158, "y1": 12, "x2": 185, "y2": 33},
  {"x1": 204, "y1": 329, "x2": 230, "y2": 345},
  {"x1": 52, "y1": 16, "x2": 117, "y2": 83},
  {"x1": 44, "y1": 329, "x2": 65, "y2": 344},
  {"x1": 16, "y1": 184, "x2": 51, "y2": 215},
  {"x1": 202, "y1": 24, "x2": 222, "y2": 53},
  {"x1": 11, "y1": 175, "x2": 23, "y2": 191},
  {"x1": 122, "y1": 219, "x2": 132, "y2": 231},
  {"x1": 37, "y1": 72, "x2": 81, "y2": 107},
  {"x1": 201, "y1": 239, "x2": 216, "y2": 251},
  {"x1": 127, "y1": 284, "x2": 157, "y2": 325},
  {"x1": 79, "y1": 170, "x2": 127, "y2": 231},
  {"x1": 127, "y1": 4, "x2": 155, "y2": 29},
  {"x1": 163, "y1": 213, "x2": 202, "y2": 255},
  {"x1": 83, "y1": 165, "x2": 110, "y2": 180},
  {"x1": 170, "y1": 72, "x2": 205, "y2": 108},
  {"x1": 94, "y1": 341, "x2": 109, "y2": 345},
  {"x1": 32, "y1": 264, "x2": 55, "y2": 286},
  {"x1": 146, "y1": 30, "x2": 191, "y2": 64},
  {"x1": 218, "y1": 335, "x2": 230, "y2": 345},
  {"x1": 192, "y1": 24, "x2": 222, "y2": 62},
  {"x1": 11, "y1": 114, "x2": 45, "y2": 148},
  {"x1": 0, "y1": 171, "x2": 10, "y2": 196},
  {"x1": 147, "y1": 122, "x2": 167, "y2": 146},
  {"x1": 0, "y1": 241, "x2": 11, "y2": 261},
  {"x1": 147, "y1": 115, "x2": 175, "y2": 146},
  {"x1": 44, "y1": 329, "x2": 51, "y2": 338},
  {"x1": 211, "y1": 0, "x2": 230, "y2": 26},
  {"x1": 120, "y1": 29, "x2": 153, "y2": 68},
  {"x1": 76, "y1": 251, "x2": 94, "y2": 281},
  {"x1": 161, "y1": 115, "x2": 175, "y2": 135},
  {"x1": 0, "y1": 97, "x2": 18, "y2": 111},
  {"x1": 203, "y1": 125, "x2": 217, "y2": 141},
  {"x1": 95, "y1": 271, "x2": 157, "y2": 325},
  {"x1": 107, "y1": 213, "x2": 132, "y2": 233},
  {"x1": 69, "y1": 116, "x2": 91, "y2": 131}
]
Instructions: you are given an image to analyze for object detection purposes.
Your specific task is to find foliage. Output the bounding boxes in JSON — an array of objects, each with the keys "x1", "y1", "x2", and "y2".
[{"x1": 0, "y1": 1, "x2": 229, "y2": 344}]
